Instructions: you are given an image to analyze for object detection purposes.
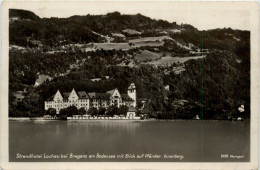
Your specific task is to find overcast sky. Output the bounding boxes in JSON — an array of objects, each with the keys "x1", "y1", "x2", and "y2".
[{"x1": 15, "y1": 1, "x2": 250, "y2": 31}]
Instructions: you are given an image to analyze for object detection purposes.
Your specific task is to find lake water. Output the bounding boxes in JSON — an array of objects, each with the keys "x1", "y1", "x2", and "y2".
[{"x1": 9, "y1": 120, "x2": 250, "y2": 162}]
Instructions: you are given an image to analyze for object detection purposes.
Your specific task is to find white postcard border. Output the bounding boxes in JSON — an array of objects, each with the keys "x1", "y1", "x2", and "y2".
[{"x1": 1, "y1": 1, "x2": 259, "y2": 170}]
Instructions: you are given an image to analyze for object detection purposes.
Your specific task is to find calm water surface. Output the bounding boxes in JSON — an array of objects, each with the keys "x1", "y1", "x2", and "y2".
[{"x1": 9, "y1": 120, "x2": 250, "y2": 162}]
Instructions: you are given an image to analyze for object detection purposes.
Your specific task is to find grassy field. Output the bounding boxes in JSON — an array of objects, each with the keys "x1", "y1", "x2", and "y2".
[
  {"x1": 134, "y1": 50, "x2": 163, "y2": 62},
  {"x1": 134, "y1": 41, "x2": 164, "y2": 47},
  {"x1": 85, "y1": 41, "x2": 164, "y2": 51},
  {"x1": 122, "y1": 29, "x2": 141, "y2": 35},
  {"x1": 147, "y1": 55, "x2": 205, "y2": 66},
  {"x1": 129, "y1": 36, "x2": 172, "y2": 43},
  {"x1": 93, "y1": 43, "x2": 132, "y2": 50}
]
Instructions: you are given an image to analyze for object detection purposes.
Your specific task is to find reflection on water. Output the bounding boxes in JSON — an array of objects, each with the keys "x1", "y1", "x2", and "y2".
[
  {"x1": 9, "y1": 120, "x2": 250, "y2": 162},
  {"x1": 67, "y1": 121, "x2": 140, "y2": 131}
]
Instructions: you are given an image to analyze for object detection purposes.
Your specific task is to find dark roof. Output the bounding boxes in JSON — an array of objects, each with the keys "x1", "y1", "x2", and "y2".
[
  {"x1": 46, "y1": 95, "x2": 55, "y2": 101},
  {"x1": 77, "y1": 91, "x2": 89, "y2": 99},
  {"x1": 128, "y1": 106, "x2": 137, "y2": 112},
  {"x1": 121, "y1": 94, "x2": 134, "y2": 101},
  {"x1": 62, "y1": 92, "x2": 70, "y2": 100},
  {"x1": 88, "y1": 92, "x2": 110, "y2": 100},
  {"x1": 106, "y1": 89, "x2": 116, "y2": 97}
]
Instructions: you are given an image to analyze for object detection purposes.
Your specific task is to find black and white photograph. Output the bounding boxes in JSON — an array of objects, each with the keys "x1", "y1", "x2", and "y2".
[{"x1": 0, "y1": 1, "x2": 259, "y2": 170}]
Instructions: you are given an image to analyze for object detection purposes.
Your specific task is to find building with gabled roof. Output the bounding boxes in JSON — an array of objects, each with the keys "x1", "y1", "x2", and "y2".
[
  {"x1": 44, "y1": 83, "x2": 137, "y2": 114},
  {"x1": 126, "y1": 106, "x2": 137, "y2": 118}
]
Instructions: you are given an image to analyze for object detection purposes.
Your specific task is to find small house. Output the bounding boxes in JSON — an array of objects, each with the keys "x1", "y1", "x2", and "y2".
[{"x1": 126, "y1": 106, "x2": 137, "y2": 118}]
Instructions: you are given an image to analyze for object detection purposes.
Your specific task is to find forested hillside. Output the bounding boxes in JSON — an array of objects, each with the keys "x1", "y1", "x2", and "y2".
[{"x1": 9, "y1": 9, "x2": 250, "y2": 119}]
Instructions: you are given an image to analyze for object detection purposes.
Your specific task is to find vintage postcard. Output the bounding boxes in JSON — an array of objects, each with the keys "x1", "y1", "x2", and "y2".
[{"x1": 0, "y1": 1, "x2": 259, "y2": 169}]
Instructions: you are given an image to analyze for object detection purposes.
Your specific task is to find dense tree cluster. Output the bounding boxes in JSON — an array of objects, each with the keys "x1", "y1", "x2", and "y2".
[{"x1": 9, "y1": 9, "x2": 180, "y2": 47}]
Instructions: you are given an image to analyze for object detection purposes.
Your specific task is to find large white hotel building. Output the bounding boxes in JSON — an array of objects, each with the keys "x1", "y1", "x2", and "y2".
[{"x1": 44, "y1": 83, "x2": 136, "y2": 113}]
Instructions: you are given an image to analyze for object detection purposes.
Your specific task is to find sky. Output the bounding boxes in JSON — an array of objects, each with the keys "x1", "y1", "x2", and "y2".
[{"x1": 14, "y1": 1, "x2": 251, "y2": 31}]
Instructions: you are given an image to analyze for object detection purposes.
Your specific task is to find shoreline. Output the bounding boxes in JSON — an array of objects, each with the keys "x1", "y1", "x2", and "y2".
[{"x1": 8, "y1": 117, "x2": 248, "y2": 122}]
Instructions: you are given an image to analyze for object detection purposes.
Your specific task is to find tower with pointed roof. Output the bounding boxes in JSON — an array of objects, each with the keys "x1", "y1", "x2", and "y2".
[{"x1": 127, "y1": 83, "x2": 136, "y2": 107}]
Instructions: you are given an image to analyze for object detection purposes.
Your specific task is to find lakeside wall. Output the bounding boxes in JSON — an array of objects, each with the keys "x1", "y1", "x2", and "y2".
[{"x1": 8, "y1": 117, "x2": 247, "y2": 122}]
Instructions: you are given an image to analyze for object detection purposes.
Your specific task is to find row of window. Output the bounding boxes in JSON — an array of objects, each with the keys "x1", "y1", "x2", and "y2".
[
  {"x1": 93, "y1": 99, "x2": 109, "y2": 102},
  {"x1": 93, "y1": 103, "x2": 107, "y2": 107},
  {"x1": 47, "y1": 102, "x2": 131, "y2": 107},
  {"x1": 46, "y1": 103, "x2": 133, "y2": 109},
  {"x1": 47, "y1": 99, "x2": 134, "y2": 104},
  {"x1": 46, "y1": 104, "x2": 79, "y2": 108},
  {"x1": 47, "y1": 100, "x2": 88, "y2": 104}
]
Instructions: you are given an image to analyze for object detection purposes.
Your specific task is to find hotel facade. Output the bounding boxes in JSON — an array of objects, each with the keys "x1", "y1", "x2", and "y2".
[{"x1": 44, "y1": 83, "x2": 136, "y2": 114}]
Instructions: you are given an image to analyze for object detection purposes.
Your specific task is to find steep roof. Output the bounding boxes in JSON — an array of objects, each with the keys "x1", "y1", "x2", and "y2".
[
  {"x1": 128, "y1": 106, "x2": 137, "y2": 112},
  {"x1": 121, "y1": 94, "x2": 134, "y2": 101},
  {"x1": 62, "y1": 92, "x2": 70, "y2": 100},
  {"x1": 128, "y1": 83, "x2": 136, "y2": 90},
  {"x1": 106, "y1": 89, "x2": 116, "y2": 97},
  {"x1": 88, "y1": 92, "x2": 110, "y2": 100},
  {"x1": 77, "y1": 91, "x2": 89, "y2": 99},
  {"x1": 46, "y1": 95, "x2": 55, "y2": 101},
  {"x1": 46, "y1": 83, "x2": 135, "y2": 101}
]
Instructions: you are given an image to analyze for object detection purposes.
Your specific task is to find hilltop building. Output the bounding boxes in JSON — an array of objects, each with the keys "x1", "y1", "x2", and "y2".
[{"x1": 44, "y1": 83, "x2": 137, "y2": 114}]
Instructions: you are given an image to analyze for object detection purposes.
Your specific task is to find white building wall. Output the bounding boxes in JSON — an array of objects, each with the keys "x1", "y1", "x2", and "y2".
[
  {"x1": 45, "y1": 101, "x2": 55, "y2": 110},
  {"x1": 128, "y1": 90, "x2": 136, "y2": 107},
  {"x1": 78, "y1": 99, "x2": 89, "y2": 110},
  {"x1": 127, "y1": 83, "x2": 137, "y2": 107}
]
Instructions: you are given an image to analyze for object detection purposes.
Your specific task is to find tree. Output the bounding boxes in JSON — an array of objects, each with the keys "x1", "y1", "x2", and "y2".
[
  {"x1": 59, "y1": 108, "x2": 67, "y2": 120},
  {"x1": 78, "y1": 107, "x2": 86, "y2": 117},
  {"x1": 112, "y1": 107, "x2": 119, "y2": 117},
  {"x1": 47, "y1": 108, "x2": 56, "y2": 118},
  {"x1": 87, "y1": 107, "x2": 98, "y2": 117},
  {"x1": 142, "y1": 103, "x2": 154, "y2": 116},
  {"x1": 97, "y1": 107, "x2": 106, "y2": 117},
  {"x1": 22, "y1": 92, "x2": 43, "y2": 117},
  {"x1": 106, "y1": 105, "x2": 119, "y2": 117},
  {"x1": 118, "y1": 105, "x2": 128, "y2": 116},
  {"x1": 66, "y1": 106, "x2": 78, "y2": 117}
]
